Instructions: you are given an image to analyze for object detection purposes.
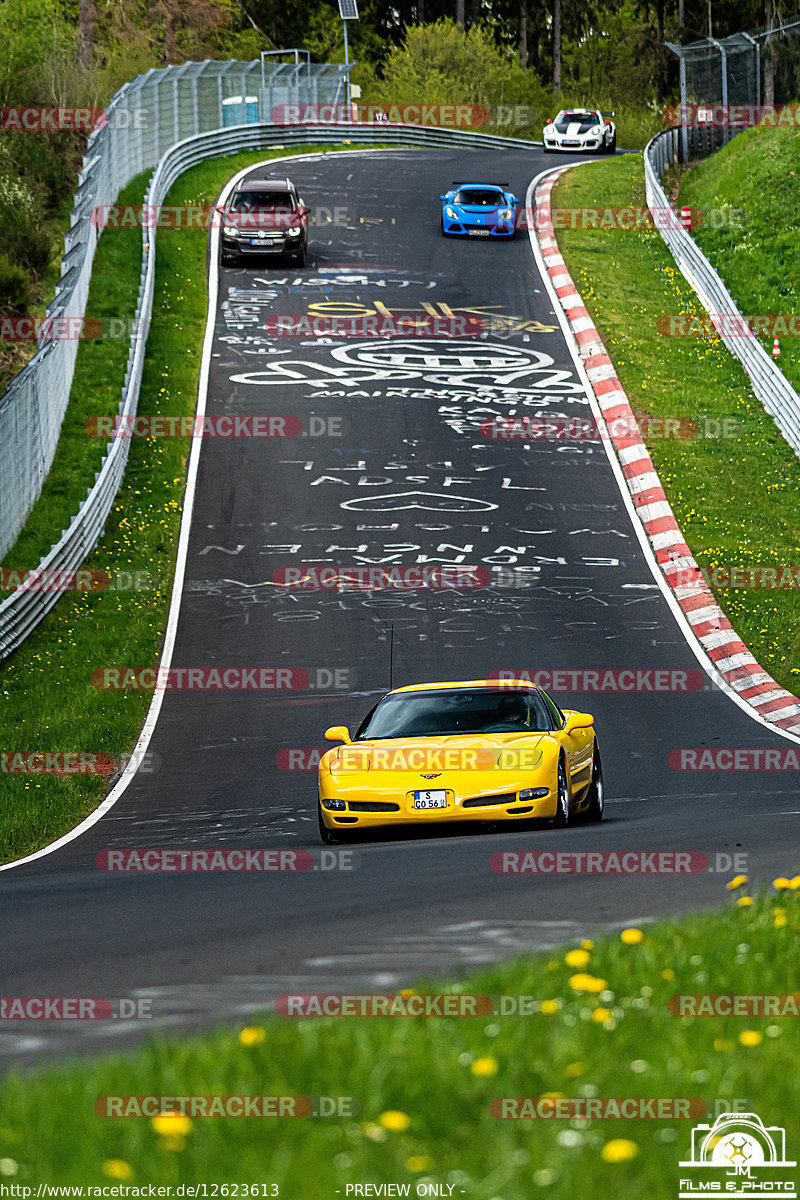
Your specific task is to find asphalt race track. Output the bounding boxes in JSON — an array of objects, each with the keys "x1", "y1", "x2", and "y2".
[{"x1": 1, "y1": 147, "x2": 797, "y2": 1067}]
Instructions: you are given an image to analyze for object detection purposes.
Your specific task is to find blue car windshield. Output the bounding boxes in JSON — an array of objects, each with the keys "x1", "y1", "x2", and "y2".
[
  {"x1": 354, "y1": 689, "x2": 552, "y2": 740},
  {"x1": 453, "y1": 189, "x2": 504, "y2": 206}
]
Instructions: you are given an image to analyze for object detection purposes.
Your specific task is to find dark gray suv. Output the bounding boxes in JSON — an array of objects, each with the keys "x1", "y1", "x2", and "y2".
[{"x1": 218, "y1": 177, "x2": 309, "y2": 267}]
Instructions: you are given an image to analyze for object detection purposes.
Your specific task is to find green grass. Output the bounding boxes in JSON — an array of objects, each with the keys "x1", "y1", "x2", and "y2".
[
  {"x1": 554, "y1": 154, "x2": 800, "y2": 692},
  {"x1": 0, "y1": 886, "x2": 797, "y2": 1194},
  {"x1": 0, "y1": 143, "x2": 379, "y2": 864},
  {"x1": 676, "y1": 122, "x2": 800, "y2": 395}
]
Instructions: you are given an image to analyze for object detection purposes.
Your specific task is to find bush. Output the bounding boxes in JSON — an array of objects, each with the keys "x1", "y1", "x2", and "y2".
[{"x1": 0, "y1": 252, "x2": 30, "y2": 313}]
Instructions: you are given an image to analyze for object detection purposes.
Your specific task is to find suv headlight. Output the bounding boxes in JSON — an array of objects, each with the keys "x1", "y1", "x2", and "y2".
[
  {"x1": 287, "y1": 226, "x2": 302, "y2": 237},
  {"x1": 222, "y1": 225, "x2": 239, "y2": 237},
  {"x1": 445, "y1": 206, "x2": 458, "y2": 220}
]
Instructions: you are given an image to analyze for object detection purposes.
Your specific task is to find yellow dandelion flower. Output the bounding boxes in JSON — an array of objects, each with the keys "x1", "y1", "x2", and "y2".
[
  {"x1": 470, "y1": 1057, "x2": 498, "y2": 1077},
  {"x1": 406, "y1": 1157, "x2": 433, "y2": 1172},
  {"x1": 726, "y1": 875, "x2": 748, "y2": 889},
  {"x1": 592, "y1": 1007, "x2": 613, "y2": 1023},
  {"x1": 662, "y1": 968, "x2": 675, "y2": 980},
  {"x1": 151, "y1": 1113, "x2": 192, "y2": 1137},
  {"x1": 737, "y1": 896, "x2": 753, "y2": 907},
  {"x1": 239, "y1": 1026, "x2": 266, "y2": 1046},
  {"x1": 565, "y1": 948, "x2": 590, "y2": 968},
  {"x1": 379, "y1": 1110, "x2": 411, "y2": 1132},
  {"x1": 581, "y1": 939, "x2": 594, "y2": 949},
  {"x1": 102, "y1": 1161, "x2": 133, "y2": 1180},
  {"x1": 568, "y1": 974, "x2": 608, "y2": 993},
  {"x1": 601, "y1": 1139, "x2": 639, "y2": 1163},
  {"x1": 540, "y1": 999, "x2": 561, "y2": 1014},
  {"x1": 739, "y1": 1031, "x2": 762, "y2": 1046},
  {"x1": 565, "y1": 1062, "x2": 586, "y2": 1077},
  {"x1": 775, "y1": 913, "x2": 787, "y2": 927},
  {"x1": 773, "y1": 878, "x2": 791, "y2": 890}
]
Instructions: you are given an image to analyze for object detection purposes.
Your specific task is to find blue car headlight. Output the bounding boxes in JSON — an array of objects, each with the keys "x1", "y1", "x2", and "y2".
[
  {"x1": 498, "y1": 209, "x2": 512, "y2": 220},
  {"x1": 445, "y1": 206, "x2": 459, "y2": 220}
]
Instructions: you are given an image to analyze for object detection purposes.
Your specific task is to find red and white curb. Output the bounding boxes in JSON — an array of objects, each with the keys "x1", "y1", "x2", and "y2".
[{"x1": 532, "y1": 165, "x2": 800, "y2": 738}]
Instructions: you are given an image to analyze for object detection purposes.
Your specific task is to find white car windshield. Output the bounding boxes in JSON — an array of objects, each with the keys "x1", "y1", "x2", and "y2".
[{"x1": 553, "y1": 111, "x2": 600, "y2": 132}]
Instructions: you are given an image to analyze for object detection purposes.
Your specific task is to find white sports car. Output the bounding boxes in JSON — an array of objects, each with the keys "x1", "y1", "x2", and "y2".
[{"x1": 542, "y1": 109, "x2": 616, "y2": 154}]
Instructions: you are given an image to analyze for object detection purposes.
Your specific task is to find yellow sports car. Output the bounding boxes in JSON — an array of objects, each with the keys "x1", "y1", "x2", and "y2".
[{"x1": 317, "y1": 679, "x2": 603, "y2": 843}]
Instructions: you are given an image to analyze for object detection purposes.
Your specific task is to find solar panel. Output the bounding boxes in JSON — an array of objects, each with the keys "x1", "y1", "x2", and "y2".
[{"x1": 338, "y1": 0, "x2": 358, "y2": 17}]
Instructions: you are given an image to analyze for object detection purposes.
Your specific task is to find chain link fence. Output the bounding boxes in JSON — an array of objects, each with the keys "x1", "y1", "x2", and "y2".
[
  {"x1": 666, "y1": 32, "x2": 759, "y2": 160},
  {"x1": 666, "y1": 18, "x2": 800, "y2": 161},
  {"x1": 0, "y1": 56, "x2": 350, "y2": 565}
]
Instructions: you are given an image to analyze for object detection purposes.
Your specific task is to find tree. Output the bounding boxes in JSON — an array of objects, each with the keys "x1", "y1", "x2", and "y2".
[
  {"x1": 763, "y1": 0, "x2": 780, "y2": 106},
  {"x1": 552, "y1": 0, "x2": 561, "y2": 87},
  {"x1": 77, "y1": 0, "x2": 95, "y2": 69}
]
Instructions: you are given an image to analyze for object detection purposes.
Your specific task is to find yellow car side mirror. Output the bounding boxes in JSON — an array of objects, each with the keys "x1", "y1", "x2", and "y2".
[
  {"x1": 563, "y1": 711, "x2": 594, "y2": 733},
  {"x1": 324, "y1": 725, "x2": 352, "y2": 744}
]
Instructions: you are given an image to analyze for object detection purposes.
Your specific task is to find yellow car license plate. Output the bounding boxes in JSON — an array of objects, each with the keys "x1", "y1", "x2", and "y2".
[{"x1": 413, "y1": 790, "x2": 447, "y2": 809}]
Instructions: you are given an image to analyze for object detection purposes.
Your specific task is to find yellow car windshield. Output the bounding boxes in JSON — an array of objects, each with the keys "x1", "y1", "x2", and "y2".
[{"x1": 354, "y1": 689, "x2": 551, "y2": 740}]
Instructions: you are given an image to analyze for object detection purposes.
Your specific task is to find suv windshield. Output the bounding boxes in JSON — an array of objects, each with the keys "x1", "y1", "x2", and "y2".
[
  {"x1": 354, "y1": 689, "x2": 552, "y2": 740},
  {"x1": 453, "y1": 188, "x2": 503, "y2": 206},
  {"x1": 230, "y1": 191, "x2": 294, "y2": 209}
]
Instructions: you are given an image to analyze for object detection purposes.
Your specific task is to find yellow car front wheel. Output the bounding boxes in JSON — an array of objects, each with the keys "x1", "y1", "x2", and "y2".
[{"x1": 552, "y1": 757, "x2": 571, "y2": 827}]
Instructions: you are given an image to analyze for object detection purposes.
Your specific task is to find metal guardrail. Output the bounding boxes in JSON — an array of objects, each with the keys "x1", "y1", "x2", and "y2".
[
  {"x1": 0, "y1": 119, "x2": 540, "y2": 659},
  {"x1": 646, "y1": 123, "x2": 727, "y2": 175},
  {"x1": 644, "y1": 126, "x2": 800, "y2": 457}
]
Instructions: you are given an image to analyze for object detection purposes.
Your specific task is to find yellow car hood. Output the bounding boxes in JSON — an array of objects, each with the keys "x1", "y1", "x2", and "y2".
[{"x1": 325, "y1": 732, "x2": 549, "y2": 783}]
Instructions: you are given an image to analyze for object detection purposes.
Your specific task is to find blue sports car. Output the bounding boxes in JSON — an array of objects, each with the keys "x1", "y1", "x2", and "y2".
[{"x1": 440, "y1": 182, "x2": 520, "y2": 238}]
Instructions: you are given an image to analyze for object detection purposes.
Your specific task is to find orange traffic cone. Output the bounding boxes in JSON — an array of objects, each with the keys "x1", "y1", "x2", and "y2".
[{"x1": 772, "y1": 336, "x2": 781, "y2": 358}]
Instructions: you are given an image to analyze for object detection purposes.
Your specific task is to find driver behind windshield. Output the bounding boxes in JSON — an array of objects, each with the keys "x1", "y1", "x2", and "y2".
[{"x1": 494, "y1": 694, "x2": 530, "y2": 727}]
